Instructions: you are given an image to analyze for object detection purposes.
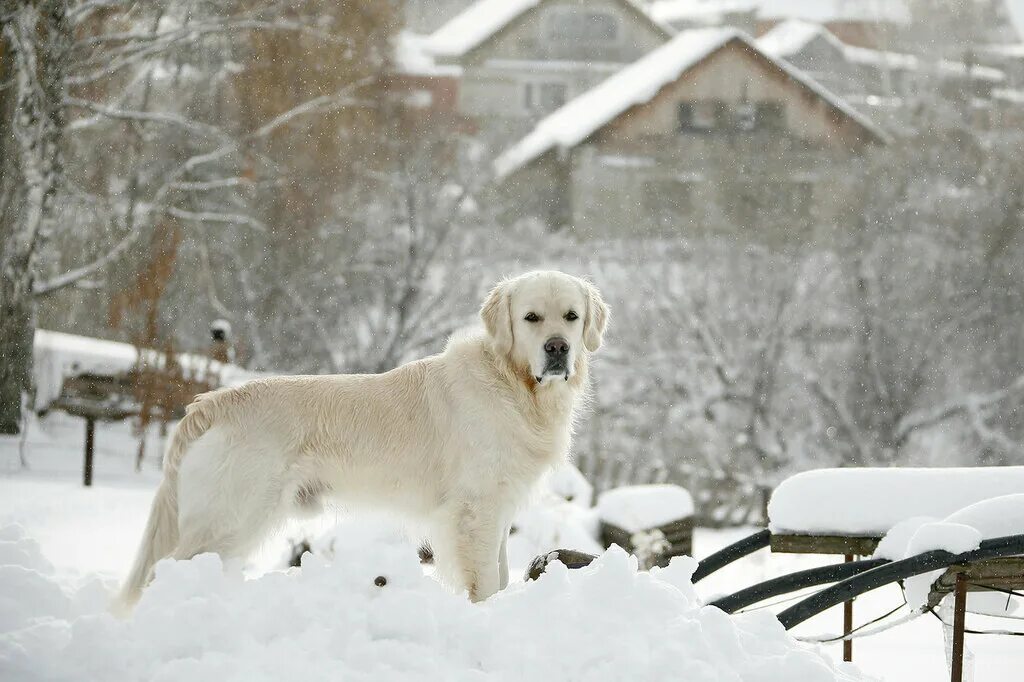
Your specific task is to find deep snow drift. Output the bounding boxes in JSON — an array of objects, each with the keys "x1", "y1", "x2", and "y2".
[{"x1": 0, "y1": 520, "x2": 872, "y2": 682}]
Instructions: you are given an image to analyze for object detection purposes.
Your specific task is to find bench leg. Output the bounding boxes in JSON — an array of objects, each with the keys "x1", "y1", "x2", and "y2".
[
  {"x1": 83, "y1": 418, "x2": 95, "y2": 487},
  {"x1": 950, "y1": 574, "x2": 967, "y2": 682},
  {"x1": 843, "y1": 553, "x2": 854, "y2": 662}
]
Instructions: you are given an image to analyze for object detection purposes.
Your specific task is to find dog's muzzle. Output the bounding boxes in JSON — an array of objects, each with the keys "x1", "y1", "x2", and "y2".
[{"x1": 540, "y1": 336, "x2": 570, "y2": 381}]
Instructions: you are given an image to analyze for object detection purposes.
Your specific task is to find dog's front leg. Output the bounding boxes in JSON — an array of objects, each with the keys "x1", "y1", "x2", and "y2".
[
  {"x1": 454, "y1": 504, "x2": 503, "y2": 602},
  {"x1": 498, "y1": 527, "x2": 510, "y2": 590}
]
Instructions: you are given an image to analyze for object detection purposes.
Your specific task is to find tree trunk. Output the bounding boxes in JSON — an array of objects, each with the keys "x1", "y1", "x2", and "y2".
[
  {"x1": 0, "y1": 4, "x2": 70, "y2": 434},
  {"x1": 0, "y1": 276, "x2": 34, "y2": 434}
]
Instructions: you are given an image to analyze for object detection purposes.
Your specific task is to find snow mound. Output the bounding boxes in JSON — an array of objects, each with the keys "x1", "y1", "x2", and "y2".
[
  {"x1": 0, "y1": 521, "x2": 872, "y2": 682},
  {"x1": 768, "y1": 466, "x2": 1024, "y2": 536},
  {"x1": 596, "y1": 484, "x2": 695, "y2": 532}
]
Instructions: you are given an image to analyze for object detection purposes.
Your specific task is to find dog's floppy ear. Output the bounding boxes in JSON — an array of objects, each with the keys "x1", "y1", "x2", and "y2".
[
  {"x1": 481, "y1": 279, "x2": 514, "y2": 356},
  {"x1": 582, "y1": 280, "x2": 609, "y2": 352}
]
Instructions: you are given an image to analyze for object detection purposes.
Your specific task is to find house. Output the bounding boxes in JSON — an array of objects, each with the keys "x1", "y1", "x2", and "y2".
[
  {"x1": 645, "y1": 0, "x2": 911, "y2": 49},
  {"x1": 648, "y1": 1, "x2": 759, "y2": 33},
  {"x1": 493, "y1": 27, "x2": 888, "y2": 241},
  {"x1": 753, "y1": 0, "x2": 912, "y2": 49},
  {"x1": 758, "y1": 20, "x2": 1007, "y2": 131},
  {"x1": 422, "y1": 0, "x2": 675, "y2": 138}
]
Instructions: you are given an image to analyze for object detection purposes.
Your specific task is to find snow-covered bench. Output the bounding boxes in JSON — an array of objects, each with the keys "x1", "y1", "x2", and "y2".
[
  {"x1": 768, "y1": 466, "x2": 1024, "y2": 556},
  {"x1": 33, "y1": 329, "x2": 262, "y2": 485},
  {"x1": 596, "y1": 484, "x2": 694, "y2": 569}
]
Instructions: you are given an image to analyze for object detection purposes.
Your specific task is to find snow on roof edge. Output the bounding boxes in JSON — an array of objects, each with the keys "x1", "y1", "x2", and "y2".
[
  {"x1": 495, "y1": 27, "x2": 888, "y2": 179},
  {"x1": 426, "y1": 0, "x2": 674, "y2": 60},
  {"x1": 425, "y1": 0, "x2": 540, "y2": 59},
  {"x1": 757, "y1": 19, "x2": 838, "y2": 58}
]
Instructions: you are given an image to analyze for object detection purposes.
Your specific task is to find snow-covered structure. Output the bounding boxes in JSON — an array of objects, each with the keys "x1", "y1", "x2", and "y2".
[
  {"x1": 768, "y1": 466, "x2": 1024, "y2": 537},
  {"x1": 32, "y1": 330, "x2": 262, "y2": 413},
  {"x1": 758, "y1": 20, "x2": 1007, "y2": 129},
  {"x1": 493, "y1": 27, "x2": 886, "y2": 239},
  {"x1": 422, "y1": 0, "x2": 673, "y2": 133}
]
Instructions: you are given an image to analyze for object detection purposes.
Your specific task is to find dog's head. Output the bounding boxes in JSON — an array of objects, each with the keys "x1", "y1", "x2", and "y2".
[{"x1": 481, "y1": 271, "x2": 608, "y2": 386}]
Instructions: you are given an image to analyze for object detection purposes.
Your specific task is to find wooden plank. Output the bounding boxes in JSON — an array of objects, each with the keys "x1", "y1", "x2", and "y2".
[
  {"x1": 770, "y1": 534, "x2": 881, "y2": 556},
  {"x1": 599, "y1": 517, "x2": 694, "y2": 568},
  {"x1": 932, "y1": 557, "x2": 1024, "y2": 595}
]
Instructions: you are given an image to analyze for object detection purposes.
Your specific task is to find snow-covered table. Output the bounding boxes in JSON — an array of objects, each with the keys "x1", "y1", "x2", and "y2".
[
  {"x1": 596, "y1": 484, "x2": 695, "y2": 569},
  {"x1": 766, "y1": 467, "x2": 1024, "y2": 664},
  {"x1": 768, "y1": 466, "x2": 1024, "y2": 555}
]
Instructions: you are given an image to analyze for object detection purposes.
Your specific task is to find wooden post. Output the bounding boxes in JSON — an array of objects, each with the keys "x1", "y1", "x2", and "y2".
[
  {"x1": 843, "y1": 553, "x2": 854, "y2": 662},
  {"x1": 83, "y1": 417, "x2": 95, "y2": 487},
  {"x1": 950, "y1": 573, "x2": 967, "y2": 682}
]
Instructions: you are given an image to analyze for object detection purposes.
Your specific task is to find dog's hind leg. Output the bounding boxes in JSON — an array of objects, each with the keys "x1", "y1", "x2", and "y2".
[{"x1": 168, "y1": 427, "x2": 288, "y2": 567}]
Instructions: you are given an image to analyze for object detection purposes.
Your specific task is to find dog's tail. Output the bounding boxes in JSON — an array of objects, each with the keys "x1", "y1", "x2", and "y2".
[{"x1": 117, "y1": 394, "x2": 217, "y2": 610}]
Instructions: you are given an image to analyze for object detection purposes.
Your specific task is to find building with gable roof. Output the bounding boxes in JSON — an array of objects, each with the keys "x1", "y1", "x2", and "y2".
[
  {"x1": 758, "y1": 20, "x2": 1007, "y2": 132},
  {"x1": 421, "y1": 0, "x2": 675, "y2": 138},
  {"x1": 493, "y1": 27, "x2": 888, "y2": 241}
]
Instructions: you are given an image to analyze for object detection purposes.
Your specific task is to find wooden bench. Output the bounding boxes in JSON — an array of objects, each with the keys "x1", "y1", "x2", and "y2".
[
  {"x1": 928, "y1": 557, "x2": 1024, "y2": 682},
  {"x1": 49, "y1": 369, "x2": 213, "y2": 486},
  {"x1": 600, "y1": 516, "x2": 694, "y2": 569},
  {"x1": 769, "y1": 533, "x2": 883, "y2": 663},
  {"x1": 596, "y1": 484, "x2": 695, "y2": 570}
]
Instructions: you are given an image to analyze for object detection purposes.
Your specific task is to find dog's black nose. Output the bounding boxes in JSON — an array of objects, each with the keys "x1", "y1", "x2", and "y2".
[{"x1": 544, "y1": 337, "x2": 569, "y2": 356}]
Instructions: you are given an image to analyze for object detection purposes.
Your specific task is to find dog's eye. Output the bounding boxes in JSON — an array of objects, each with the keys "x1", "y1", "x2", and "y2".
[
  {"x1": 524, "y1": 312, "x2": 540, "y2": 323},
  {"x1": 564, "y1": 310, "x2": 579, "y2": 322}
]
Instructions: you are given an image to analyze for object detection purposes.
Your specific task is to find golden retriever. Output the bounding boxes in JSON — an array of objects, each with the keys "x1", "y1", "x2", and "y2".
[{"x1": 120, "y1": 270, "x2": 608, "y2": 606}]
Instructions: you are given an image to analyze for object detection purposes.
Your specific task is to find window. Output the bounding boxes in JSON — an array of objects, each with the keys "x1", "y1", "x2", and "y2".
[
  {"x1": 756, "y1": 102, "x2": 785, "y2": 130},
  {"x1": 524, "y1": 82, "x2": 567, "y2": 113},
  {"x1": 679, "y1": 100, "x2": 784, "y2": 132},
  {"x1": 544, "y1": 10, "x2": 619, "y2": 43},
  {"x1": 678, "y1": 100, "x2": 727, "y2": 131},
  {"x1": 735, "y1": 102, "x2": 757, "y2": 131}
]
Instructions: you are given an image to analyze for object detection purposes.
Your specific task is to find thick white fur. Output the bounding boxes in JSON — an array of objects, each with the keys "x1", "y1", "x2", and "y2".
[{"x1": 119, "y1": 271, "x2": 608, "y2": 607}]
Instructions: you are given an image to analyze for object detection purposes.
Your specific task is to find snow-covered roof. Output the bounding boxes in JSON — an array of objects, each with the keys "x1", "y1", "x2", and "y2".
[
  {"x1": 425, "y1": 0, "x2": 539, "y2": 59},
  {"x1": 979, "y1": 43, "x2": 1024, "y2": 59},
  {"x1": 768, "y1": 466, "x2": 1024, "y2": 536},
  {"x1": 649, "y1": 0, "x2": 757, "y2": 25},
  {"x1": 757, "y1": 19, "x2": 844, "y2": 59},
  {"x1": 394, "y1": 32, "x2": 462, "y2": 77},
  {"x1": 759, "y1": 21, "x2": 1006, "y2": 82},
  {"x1": 756, "y1": 0, "x2": 912, "y2": 25},
  {"x1": 994, "y1": 87, "x2": 1024, "y2": 104},
  {"x1": 495, "y1": 27, "x2": 887, "y2": 178},
  {"x1": 935, "y1": 58, "x2": 1006, "y2": 83},
  {"x1": 425, "y1": 0, "x2": 672, "y2": 59}
]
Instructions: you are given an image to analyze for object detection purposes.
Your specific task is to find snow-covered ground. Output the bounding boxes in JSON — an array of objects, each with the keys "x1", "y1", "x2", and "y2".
[{"x1": 1, "y1": 414, "x2": 1021, "y2": 680}]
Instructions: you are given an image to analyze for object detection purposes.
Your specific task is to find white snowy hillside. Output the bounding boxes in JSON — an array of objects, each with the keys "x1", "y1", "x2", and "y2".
[
  {"x1": 0, "y1": 519, "x2": 872, "y2": 682},
  {"x1": 3, "y1": 416, "x2": 1023, "y2": 681}
]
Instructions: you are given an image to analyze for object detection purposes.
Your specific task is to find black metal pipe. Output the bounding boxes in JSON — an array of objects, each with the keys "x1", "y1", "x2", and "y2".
[
  {"x1": 777, "y1": 533, "x2": 1024, "y2": 630},
  {"x1": 692, "y1": 529, "x2": 771, "y2": 583},
  {"x1": 709, "y1": 556, "x2": 889, "y2": 613}
]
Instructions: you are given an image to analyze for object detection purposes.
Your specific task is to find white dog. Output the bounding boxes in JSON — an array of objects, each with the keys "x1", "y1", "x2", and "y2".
[{"x1": 120, "y1": 270, "x2": 608, "y2": 606}]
